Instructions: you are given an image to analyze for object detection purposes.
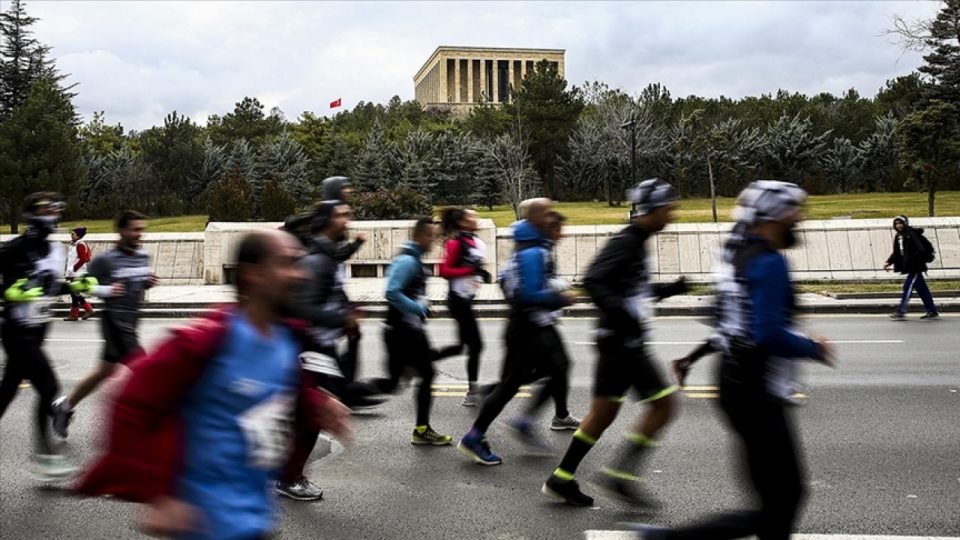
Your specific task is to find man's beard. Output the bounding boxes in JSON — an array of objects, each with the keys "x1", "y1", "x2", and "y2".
[{"x1": 783, "y1": 226, "x2": 800, "y2": 248}]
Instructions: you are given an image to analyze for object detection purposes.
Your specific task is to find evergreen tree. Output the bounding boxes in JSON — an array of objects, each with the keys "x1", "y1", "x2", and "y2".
[
  {"x1": 506, "y1": 59, "x2": 584, "y2": 198},
  {"x1": 139, "y1": 110, "x2": 205, "y2": 211},
  {"x1": 917, "y1": 0, "x2": 960, "y2": 107},
  {"x1": 0, "y1": 0, "x2": 72, "y2": 121},
  {"x1": 897, "y1": 100, "x2": 960, "y2": 216},
  {"x1": 191, "y1": 137, "x2": 225, "y2": 206},
  {"x1": 764, "y1": 113, "x2": 832, "y2": 185},
  {"x1": 398, "y1": 128, "x2": 438, "y2": 196},
  {"x1": 858, "y1": 114, "x2": 900, "y2": 191},
  {"x1": 0, "y1": 77, "x2": 82, "y2": 232},
  {"x1": 821, "y1": 137, "x2": 861, "y2": 193},
  {"x1": 257, "y1": 130, "x2": 312, "y2": 205},
  {"x1": 352, "y1": 120, "x2": 395, "y2": 191}
]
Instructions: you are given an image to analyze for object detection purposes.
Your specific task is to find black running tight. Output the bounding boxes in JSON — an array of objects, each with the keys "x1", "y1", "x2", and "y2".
[{"x1": 0, "y1": 323, "x2": 59, "y2": 454}]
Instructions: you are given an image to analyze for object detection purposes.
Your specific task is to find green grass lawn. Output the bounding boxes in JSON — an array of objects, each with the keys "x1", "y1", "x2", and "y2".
[
  {"x1": 475, "y1": 191, "x2": 960, "y2": 227},
  {"x1": 3, "y1": 192, "x2": 957, "y2": 234}
]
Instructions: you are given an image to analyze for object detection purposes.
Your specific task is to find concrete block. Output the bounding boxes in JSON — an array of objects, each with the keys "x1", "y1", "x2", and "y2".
[
  {"x1": 172, "y1": 241, "x2": 197, "y2": 278},
  {"x1": 847, "y1": 229, "x2": 876, "y2": 270},
  {"x1": 556, "y1": 235, "x2": 577, "y2": 276},
  {"x1": 575, "y1": 234, "x2": 597, "y2": 276},
  {"x1": 869, "y1": 229, "x2": 894, "y2": 270},
  {"x1": 698, "y1": 232, "x2": 722, "y2": 275},
  {"x1": 657, "y1": 233, "x2": 680, "y2": 274},
  {"x1": 677, "y1": 233, "x2": 701, "y2": 274},
  {"x1": 825, "y1": 230, "x2": 853, "y2": 271},
  {"x1": 804, "y1": 230, "x2": 830, "y2": 271},
  {"x1": 154, "y1": 242, "x2": 177, "y2": 279},
  {"x1": 934, "y1": 227, "x2": 960, "y2": 269}
]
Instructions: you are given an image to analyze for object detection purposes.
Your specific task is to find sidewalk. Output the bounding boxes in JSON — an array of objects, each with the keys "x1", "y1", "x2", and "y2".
[{"x1": 52, "y1": 278, "x2": 960, "y2": 318}]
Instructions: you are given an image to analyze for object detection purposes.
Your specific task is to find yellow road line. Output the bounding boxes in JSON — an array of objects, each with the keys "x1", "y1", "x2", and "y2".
[
  {"x1": 432, "y1": 391, "x2": 532, "y2": 398},
  {"x1": 685, "y1": 392, "x2": 720, "y2": 399}
]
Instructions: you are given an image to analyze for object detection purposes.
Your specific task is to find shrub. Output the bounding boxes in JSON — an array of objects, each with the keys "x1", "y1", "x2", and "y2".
[
  {"x1": 352, "y1": 186, "x2": 432, "y2": 220},
  {"x1": 206, "y1": 170, "x2": 255, "y2": 221},
  {"x1": 260, "y1": 180, "x2": 297, "y2": 221}
]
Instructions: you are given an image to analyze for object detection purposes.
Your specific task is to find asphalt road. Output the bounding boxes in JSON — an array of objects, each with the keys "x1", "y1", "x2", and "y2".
[{"x1": 1, "y1": 315, "x2": 959, "y2": 539}]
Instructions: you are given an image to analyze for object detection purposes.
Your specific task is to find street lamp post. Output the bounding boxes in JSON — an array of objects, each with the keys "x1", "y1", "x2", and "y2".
[{"x1": 620, "y1": 117, "x2": 637, "y2": 206}]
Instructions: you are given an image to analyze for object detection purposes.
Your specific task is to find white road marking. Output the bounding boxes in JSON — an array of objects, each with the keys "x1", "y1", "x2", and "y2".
[
  {"x1": 573, "y1": 340, "x2": 904, "y2": 346},
  {"x1": 585, "y1": 533, "x2": 960, "y2": 540}
]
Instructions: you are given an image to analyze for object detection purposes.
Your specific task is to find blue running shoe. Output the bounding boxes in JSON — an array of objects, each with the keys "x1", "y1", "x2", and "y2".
[{"x1": 457, "y1": 434, "x2": 502, "y2": 466}]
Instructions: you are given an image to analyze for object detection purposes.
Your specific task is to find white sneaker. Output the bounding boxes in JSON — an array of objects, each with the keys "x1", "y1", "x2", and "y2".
[
  {"x1": 461, "y1": 390, "x2": 481, "y2": 407},
  {"x1": 29, "y1": 453, "x2": 77, "y2": 481},
  {"x1": 51, "y1": 397, "x2": 74, "y2": 438},
  {"x1": 550, "y1": 415, "x2": 582, "y2": 431}
]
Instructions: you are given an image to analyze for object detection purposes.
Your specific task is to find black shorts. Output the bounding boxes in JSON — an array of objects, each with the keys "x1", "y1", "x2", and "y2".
[
  {"x1": 593, "y1": 335, "x2": 676, "y2": 402},
  {"x1": 100, "y1": 311, "x2": 143, "y2": 364}
]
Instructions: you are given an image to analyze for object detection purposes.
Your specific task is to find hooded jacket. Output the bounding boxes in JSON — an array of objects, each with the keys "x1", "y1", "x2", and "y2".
[
  {"x1": 886, "y1": 226, "x2": 930, "y2": 274},
  {"x1": 294, "y1": 235, "x2": 349, "y2": 348},
  {"x1": 74, "y1": 307, "x2": 334, "y2": 503},
  {"x1": 319, "y1": 177, "x2": 365, "y2": 262},
  {"x1": 509, "y1": 220, "x2": 567, "y2": 324}
]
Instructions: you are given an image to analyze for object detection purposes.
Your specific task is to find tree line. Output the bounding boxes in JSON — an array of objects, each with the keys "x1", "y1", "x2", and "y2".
[{"x1": 2, "y1": 0, "x2": 959, "y2": 233}]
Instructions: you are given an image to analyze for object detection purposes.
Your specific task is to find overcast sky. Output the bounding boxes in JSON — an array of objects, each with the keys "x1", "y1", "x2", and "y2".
[{"x1": 25, "y1": 0, "x2": 942, "y2": 131}]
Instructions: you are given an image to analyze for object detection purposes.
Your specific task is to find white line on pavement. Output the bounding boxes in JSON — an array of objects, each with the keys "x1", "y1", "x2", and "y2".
[
  {"x1": 585, "y1": 533, "x2": 959, "y2": 540},
  {"x1": 573, "y1": 340, "x2": 905, "y2": 346}
]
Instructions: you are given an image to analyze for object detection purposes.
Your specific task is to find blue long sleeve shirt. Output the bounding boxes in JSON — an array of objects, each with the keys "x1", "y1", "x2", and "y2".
[
  {"x1": 745, "y1": 251, "x2": 820, "y2": 360},
  {"x1": 385, "y1": 243, "x2": 427, "y2": 317}
]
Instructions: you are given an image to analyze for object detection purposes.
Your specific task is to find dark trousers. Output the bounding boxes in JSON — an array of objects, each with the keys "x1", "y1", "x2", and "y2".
[
  {"x1": 669, "y1": 364, "x2": 805, "y2": 540},
  {"x1": 474, "y1": 314, "x2": 543, "y2": 432},
  {"x1": 481, "y1": 322, "x2": 570, "y2": 420},
  {"x1": 371, "y1": 324, "x2": 435, "y2": 426},
  {"x1": 0, "y1": 323, "x2": 59, "y2": 454},
  {"x1": 528, "y1": 325, "x2": 570, "y2": 419},
  {"x1": 897, "y1": 272, "x2": 937, "y2": 315},
  {"x1": 437, "y1": 293, "x2": 483, "y2": 382}
]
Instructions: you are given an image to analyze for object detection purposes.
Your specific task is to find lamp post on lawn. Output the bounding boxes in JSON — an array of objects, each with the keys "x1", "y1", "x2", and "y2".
[{"x1": 621, "y1": 117, "x2": 637, "y2": 205}]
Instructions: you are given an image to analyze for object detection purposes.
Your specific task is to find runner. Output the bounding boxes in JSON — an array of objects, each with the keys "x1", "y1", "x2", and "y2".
[
  {"x1": 629, "y1": 180, "x2": 835, "y2": 540},
  {"x1": 365, "y1": 218, "x2": 454, "y2": 446},
  {"x1": 75, "y1": 229, "x2": 352, "y2": 540},
  {"x1": 277, "y1": 200, "x2": 366, "y2": 501},
  {"x1": 52, "y1": 210, "x2": 157, "y2": 438},
  {"x1": 541, "y1": 179, "x2": 688, "y2": 507},
  {"x1": 64, "y1": 226, "x2": 95, "y2": 321},
  {"x1": 458, "y1": 199, "x2": 575, "y2": 466},
  {"x1": 0, "y1": 193, "x2": 93, "y2": 479},
  {"x1": 436, "y1": 207, "x2": 490, "y2": 406}
]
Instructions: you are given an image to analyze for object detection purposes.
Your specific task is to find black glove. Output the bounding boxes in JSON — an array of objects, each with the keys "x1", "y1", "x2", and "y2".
[
  {"x1": 657, "y1": 277, "x2": 689, "y2": 300},
  {"x1": 475, "y1": 268, "x2": 492, "y2": 284}
]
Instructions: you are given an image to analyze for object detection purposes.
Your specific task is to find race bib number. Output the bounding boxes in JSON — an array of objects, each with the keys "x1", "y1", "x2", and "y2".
[
  {"x1": 237, "y1": 392, "x2": 295, "y2": 469},
  {"x1": 13, "y1": 297, "x2": 54, "y2": 326}
]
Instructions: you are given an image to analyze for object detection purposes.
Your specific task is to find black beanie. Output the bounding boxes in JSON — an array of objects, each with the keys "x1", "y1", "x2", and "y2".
[{"x1": 893, "y1": 215, "x2": 909, "y2": 228}]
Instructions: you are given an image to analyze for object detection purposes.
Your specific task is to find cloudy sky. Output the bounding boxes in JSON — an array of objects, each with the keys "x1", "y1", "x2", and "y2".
[{"x1": 26, "y1": 0, "x2": 941, "y2": 131}]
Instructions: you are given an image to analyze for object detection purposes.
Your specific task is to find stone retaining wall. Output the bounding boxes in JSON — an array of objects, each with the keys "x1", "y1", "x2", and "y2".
[{"x1": 6, "y1": 218, "x2": 958, "y2": 285}]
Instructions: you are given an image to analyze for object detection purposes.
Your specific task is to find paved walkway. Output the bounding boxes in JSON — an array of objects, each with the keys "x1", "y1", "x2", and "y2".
[{"x1": 79, "y1": 278, "x2": 958, "y2": 315}]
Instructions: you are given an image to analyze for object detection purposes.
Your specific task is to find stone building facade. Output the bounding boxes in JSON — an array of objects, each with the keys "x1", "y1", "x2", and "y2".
[{"x1": 414, "y1": 46, "x2": 565, "y2": 115}]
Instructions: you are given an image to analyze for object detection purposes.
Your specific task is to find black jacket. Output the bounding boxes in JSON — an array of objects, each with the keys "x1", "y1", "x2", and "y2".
[
  {"x1": 584, "y1": 224, "x2": 687, "y2": 341},
  {"x1": 886, "y1": 227, "x2": 929, "y2": 274},
  {"x1": 294, "y1": 236, "x2": 349, "y2": 335}
]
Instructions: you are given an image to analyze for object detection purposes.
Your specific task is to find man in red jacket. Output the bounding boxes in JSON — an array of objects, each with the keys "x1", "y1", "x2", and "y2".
[{"x1": 75, "y1": 230, "x2": 352, "y2": 539}]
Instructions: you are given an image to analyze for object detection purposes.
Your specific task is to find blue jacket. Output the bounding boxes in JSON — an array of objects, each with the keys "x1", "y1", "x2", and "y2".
[
  {"x1": 385, "y1": 241, "x2": 428, "y2": 317},
  {"x1": 744, "y1": 248, "x2": 820, "y2": 360},
  {"x1": 512, "y1": 220, "x2": 566, "y2": 310}
]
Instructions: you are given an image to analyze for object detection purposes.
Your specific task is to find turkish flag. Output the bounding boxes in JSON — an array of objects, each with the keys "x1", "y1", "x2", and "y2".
[{"x1": 330, "y1": 98, "x2": 342, "y2": 108}]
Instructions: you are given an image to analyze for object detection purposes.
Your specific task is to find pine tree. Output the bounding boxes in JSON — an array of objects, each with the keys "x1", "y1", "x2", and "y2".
[
  {"x1": 0, "y1": 0, "x2": 73, "y2": 121},
  {"x1": 858, "y1": 114, "x2": 899, "y2": 191},
  {"x1": 191, "y1": 137, "x2": 226, "y2": 207},
  {"x1": 0, "y1": 78, "x2": 82, "y2": 232},
  {"x1": 398, "y1": 128, "x2": 437, "y2": 197},
  {"x1": 918, "y1": 0, "x2": 960, "y2": 107},
  {"x1": 764, "y1": 114, "x2": 832, "y2": 185},
  {"x1": 820, "y1": 137, "x2": 861, "y2": 193},
  {"x1": 352, "y1": 120, "x2": 395, "y2": 191},
  {"x1": 257, "y1": 130, "x2": 312, "y2": 206}
]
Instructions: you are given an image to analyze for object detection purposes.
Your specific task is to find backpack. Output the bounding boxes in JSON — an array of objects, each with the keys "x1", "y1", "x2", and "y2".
[
  {"x1": 912, "y1": 230, "x2": 936, "y2": 264},
  {"x1": 498, "y1": 240, "x2": 538, "y2": 303}
]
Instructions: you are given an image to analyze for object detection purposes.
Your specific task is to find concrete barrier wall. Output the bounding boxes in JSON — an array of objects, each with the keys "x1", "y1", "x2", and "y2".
[
  {"x1": 0, "y1": 232, "x2": 205, "y2": 285},
  {"x1": 496, "y1": 217, "x2": 960, "y2": 282},
  {"x1": 7, "y1": 218, "x2": 958, "y2": 285},
  {"x1": 201, "y1": 220, "x2": 498, "y2": 284}
]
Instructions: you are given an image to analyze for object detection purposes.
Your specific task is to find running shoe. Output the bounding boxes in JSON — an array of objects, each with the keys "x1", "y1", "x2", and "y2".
[
  {"x1": 592, "y1": 471, "x2": 661, "y2": 509},
  {"x1": 921, "y1": 312, "x2": 941, "y2": 320},
  {"x1": 507, "y1": 417, "x2": 551, "y2": 452},
  {"x1": 889, "y1": 312, "x2": 906, "y2": 321},
  {"x1": 51, "y1": 397, "x2": 74, "y2": 439},
  {"x1": 275, "y1": 477, "x2": 323, "y2": 501},
  {"x1": 347, "y1": 395, "x2": 388, "y2": 413},
  {"x1": 541, "y1": 475, "x2": 594, "y2": 507},
  {"x1": 29, "y1": 453, "x2": 77, "y2": 481},
  {"x1": 411, "y1": 426, "x2": 453, "y2": 446},
  {"x1": 461, "y1": 390, "x2": 481, "y2": 407},
  {"x1": 457, "y1": 435, "x2": 502, "y2": 465},
  {"x1": 550, "y1": 415, "x2": 581, "y2": 431}
]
